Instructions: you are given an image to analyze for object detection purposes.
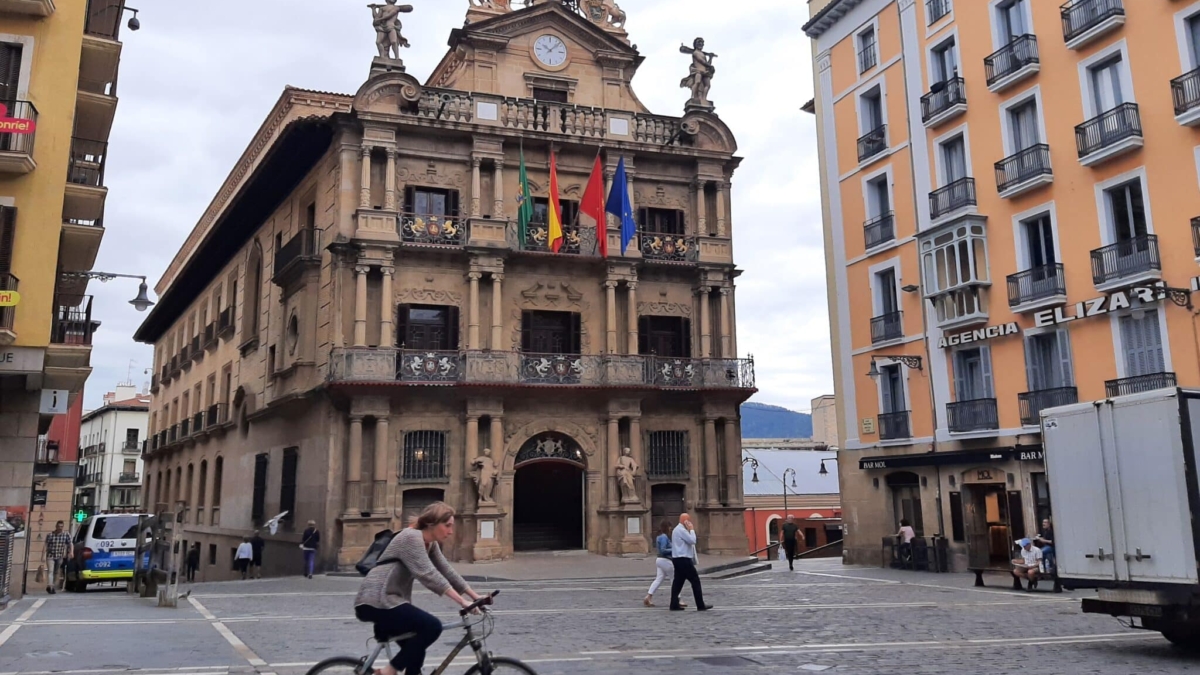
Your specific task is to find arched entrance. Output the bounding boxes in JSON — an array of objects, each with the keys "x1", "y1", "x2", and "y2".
[{"x1": 512, "y1": 433, "x2": 586, "y2": 552}]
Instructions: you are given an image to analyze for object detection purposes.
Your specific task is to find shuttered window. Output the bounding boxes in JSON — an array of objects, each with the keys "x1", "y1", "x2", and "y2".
[
  {"x1": 953, "y1": 346, "x2": 994, "y2": 400},
  {"x1": 404, "y1": 186, "x2": 461, "y2": 217},
  {"x1": 0, "y1": 43, "x2": 21, "y2": 102},
  {"x1": 1024, "y1": 329, "x2": 1074, "y2": 391},
  {"x1": 0, "y1": 206, "x2": 15, "y2": 274},
  {"x1": 396, "y1": 304, "x2": 459, "y2": 350},
  {"x1": 638, "y1": 315, "x2": 691, "y2": 357},
  {"x1": 521, "y1": 310, "x2": 581, "y2": 354},
  {"x1": 1119, "y1": 309, "x2": 1165, "y2": 377}
]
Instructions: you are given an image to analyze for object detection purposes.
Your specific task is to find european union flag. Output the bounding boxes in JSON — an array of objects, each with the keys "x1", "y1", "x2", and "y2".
[{"x1": 605, "y1": 157, "x2": 636, "y2": 255}]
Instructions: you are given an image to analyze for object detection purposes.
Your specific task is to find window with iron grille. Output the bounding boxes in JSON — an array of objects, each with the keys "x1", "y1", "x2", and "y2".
[
  {"x1": 252, "y1": 453, "x2": 268, "y2": 522},
  {"x1": 280, "y1": 447, "x2": 298, "y2": 522},
  {"x1": 402, "y1": 431, "x2": 448, "y2": 481},
  {"x1": 647, "y1": 431, "x2": 689, "y2": 478}
]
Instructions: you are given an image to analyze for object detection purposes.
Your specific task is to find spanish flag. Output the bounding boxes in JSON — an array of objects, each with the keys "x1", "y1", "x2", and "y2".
[{"x1": 548, "y1": 151, "x2": 564, "y2": 253}]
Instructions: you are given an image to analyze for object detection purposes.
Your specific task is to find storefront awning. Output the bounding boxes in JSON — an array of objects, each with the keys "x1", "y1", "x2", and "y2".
[{"x1": 858, "y1": 447, "x2": 1045, "y2": 470}]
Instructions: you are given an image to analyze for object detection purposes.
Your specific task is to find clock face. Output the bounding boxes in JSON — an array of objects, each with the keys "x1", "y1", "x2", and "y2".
[{"x1": 533, "y1": 35, "x2": 567, "y2": 67}]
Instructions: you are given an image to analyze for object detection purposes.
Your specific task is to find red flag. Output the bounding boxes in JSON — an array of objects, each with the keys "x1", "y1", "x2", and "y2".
[
  {"x1": 548, "y1": 152, "x2": 564, "y2": 253},
  {"x1": 579, "y1": 153, "x2": 607, "y2": 257}
]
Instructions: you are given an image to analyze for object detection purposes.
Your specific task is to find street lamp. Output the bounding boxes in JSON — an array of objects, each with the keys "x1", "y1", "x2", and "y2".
[
  {"x1": 867, "y1": 355, "x2": 923, "y2": 379},
  {"x1": 782, "y1": 467, "x2": 797, "y2": 519},
  {"x1": 741, "y1": 457, "x2": 759, "y2": 483},
  {"x1": 819, "y1": 458, "x2": 831, "y2": 476},
  {"x1": 61, "y1": 271, "x2": 156, "y2": 312}
]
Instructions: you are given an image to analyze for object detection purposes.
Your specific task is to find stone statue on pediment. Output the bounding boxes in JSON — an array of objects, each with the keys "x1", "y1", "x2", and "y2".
[
  {"x1": 469, "y1": 0, "x2": 513, "y2": 9},
  {"x1": 369, "y1": 0, "x2": 412, "y2": 62},
  {"x1": 471, "y1": 447, "x2": 500, "y2": 506},
  {"x1": 680, "y1": 37, "x2": 717, "y2": 109},
  {"x1": 616, "y1": 447, "x2": 640, "y2": 504},
  {"x1": 581, "y1": 0, "x2": 626, "y2": 28}
]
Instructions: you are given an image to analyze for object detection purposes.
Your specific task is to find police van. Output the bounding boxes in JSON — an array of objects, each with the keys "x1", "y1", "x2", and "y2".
[{"x1": 64, "y1": 513, "x2": 151, "y2": 592}]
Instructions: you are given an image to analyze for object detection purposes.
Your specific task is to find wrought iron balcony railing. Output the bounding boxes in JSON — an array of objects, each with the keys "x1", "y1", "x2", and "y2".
[
  {"x1": 274, "y1": 228, "x2": 322, "y2": 277},
  {"x1": 1172, "y1": 68, "x2": 1200, "y2": 117},
  {"x1": 858, "y1": 42, "x2": 877, "y2": 73},
  {"x1": 1075, "y1": 102, "x2": 1142, "y2": 159},
  {"x1": 1193, "y1": 217, "x2": 1200, "y2": 258},
  {"x1": 118, "y1": 472, "x2": 140, "y2": 484},
  {"x1": 218, "y1": 306, "x2": 234, "y2": 337},
  {"x1": 995, "y1": 144, "x2": 1051, "y2": 194},
  {"x1": 122, "y1": 441, "x2": 140, "y2": 453},
  {"x1": 947, "y1": 398, "x2": 999, "y2": 433},
  {"x1": 0, "y1": 274, "x2": 16, "y2": 332},
  {"x1": 1019, "y1": 387, "x2": 1078, "y2": 426},
  {"x1": 1007, "y1": 264, "x2": 1066, "y2": 307},
  {"x1": 1105, "y1": 372, "x2": 1176, "y2": 398},
  {"x1": 1090, "y1": 234, "x2": 1159, "y2": 286},
  {"x1": 640, "y1": 233, "x2": 696, "y2": 262},
  {"x1": 920, "y1": 77, "x2": 966, "y2": 123},
  {"x1": 85, "y1": 0, "x2": 128, "y2": 40},
  {"x1": 926, "y1": 0, "x2": 951, "y2": 24},
  {"x1": 1061, "y1": 0, "x2": 1124, "y2": 44},
  {"x1": 51, "y1": 294, "x2": 95, "y2": 346},
  {"x1": 180, "y1": 419, "x2": 190, "y2": 437},
  {"x1": 929, "y1": 177, "x2": 976, "y2": 220},
  {"x1": 400, "y1": 212, "x2": 465, "y2": 247},
  {"x1": 67, "y1": 138, "x2": 107, "y2": 188},
  {"x1": 523, "y1": 222, "x2": 580, "y2": 254},
  {"x1": 0, "y1": 100, "x2": 37, "y2": 159},
  {"x1": 984, "y1": 35, "x2": 1039, "y2": 87},
  {"x1": 857, "y1": 125, "x2": 887, "y2": 163},
  {"x1": 864, "y1": 212, "x2": 895, "y2": 249},
  {"x1": 193, "y1": 411, "x2": 205, "y2": 432},
  {"x1": 204, "y1": 322, "x2": 217, "y2": 348},
  {"x1": 397, "y1": 349, "x2": 463, "y2": 383},
  {"x1": 878, "y1": 410, "x2": 912, "y2": 440},
  {"x1": 207, "y1": 403, "x2": 228, "y2": 427},
  {"x1": 870, "y1": 311, "x2": 903, "y2": 344}
]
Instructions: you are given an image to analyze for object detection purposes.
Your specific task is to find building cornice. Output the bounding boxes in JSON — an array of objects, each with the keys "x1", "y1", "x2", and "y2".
[{"x1": 803, "y1": 0, "x2": 867, "y2": 38}]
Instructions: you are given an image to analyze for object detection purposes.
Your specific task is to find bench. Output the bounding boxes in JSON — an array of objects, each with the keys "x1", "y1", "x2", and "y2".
[{"x1": 969, "y1": 566, "x2": 1062, "y2": 593}]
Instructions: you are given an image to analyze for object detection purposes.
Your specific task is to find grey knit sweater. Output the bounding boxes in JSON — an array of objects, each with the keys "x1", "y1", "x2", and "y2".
[{"x1": 354, "y1": 528, "x2": 469, "y2": 610}]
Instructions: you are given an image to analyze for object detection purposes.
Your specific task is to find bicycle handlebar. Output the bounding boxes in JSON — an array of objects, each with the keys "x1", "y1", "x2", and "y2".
[{"x1": 460, "y1": 590, "x2": 500, "y2": 616}]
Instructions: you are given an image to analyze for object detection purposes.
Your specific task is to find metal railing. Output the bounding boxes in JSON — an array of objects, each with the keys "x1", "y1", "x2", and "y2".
[
  {"x1": 858, "y1": 41, "x2": 877, "y2": 73},
  {"x1": 646, "y1": 431, "x2": 689, "y2": 478},
  {"x1": 0, "y1": 101, "x2": 37, "y2": 158},
  {"x1": 523, "y1": 222, "x2": 580, "y2": 254},
  {"x1": 118, "y1": 472, "x2": 140, "y2": 484},
  {"x1": 878, "y1": 410, "x2": 912, "y2": 440},
  {"x1": 0, "y1": 274, "x2": 16, "y2": 332},
  {"x1": 1075, "y1": 102, "x2": 1142, "y2": 159},
  {"x1": 644, "y1": 356, "x2": 757, "y2": 389},
  {"x1": 274, "y1": 228, "x2": 322, "y2": 277},
  {"x1": 857, "y1": 124, "x2": 887, "y2": 162},
  {"x1": 985, "y1": 35, "x2": 1039, "y2": 87},
  {"x1": 193, "y1": 411, "x2": 205, "y2": 432},
  {"x1": 204, "y1": 322, "x2": 216, "y2": 348},
  {"x1": 1105, "y1": 372, "x2": 1177, "y2": 398},
  {"x1": 1061, "y1": 0, "x2": 1124, "y2": 43},
  {"x1": 218, "y1": 307, "x2": 234, "y2": 337},
  {"x1": 400, "y1": 212, "x2": 465, "y2": 246},
  {"x1": 1090, "y1": 234, "x2": 1159, "y2": 286},
  {"x1": 85, "y1": 0, "x2": 128, "y2": 40},
  {"x1": 870, "y1": 311, "x2": 903, "y2": 344},
  {"x1": 207, "y1": 403, "x2": 228, "y2": 426},
  {"x1": 1172, "y1": 68, "x2": 1200, "y2": 117},
  {"x1": 190, "y1": 335, "x2": 201, "y2": 359},
  {"x1": 51, "y1": 295, "x2": 94, "y2": 346},
  {"x1": 926, "y1": 0, "x2": 951, "y2": 24},
  {"x1": 397, "y1": 349, "x2": 463, "y2": 383},
  {"x1": 122, "y1": 440, "x2": 140, "y2": 453},
  {"x1": 947, "y1": 398, "x2": 999, "y2": 433},
  {"x1": 1007, "y1": 264, "x2": 1066, "y2": 307},
  {"x1": 864, "y1": 212, "x2": 895, "y2": 249},
  {"x1": 995, "y1": 144, "x2": 1051, "y2": 193},
  {"x1": 640, "y1": 233, "x2": 697, "y2": 262},
  {"x1": 1019, "y1": 387, "x2": 1078, "y2": 426},
  {"x1": 920, "y1": 77, "x2": 966, "y2": 123},
  {"x1": 520, "y1": 352, "x2": 584, "y2": 384},
  {"x1": 929, "y1": 177, "x2": 976, "y2": 220},
  {"x1": 180, "y1": 419, "x2": 190, "y2": 437},
  {"x1": 401, "y1": 430, "x2": 448, "y2": 482},
  {"x1": 67, "y1": 138, "x2": 107, "y2": 188}
]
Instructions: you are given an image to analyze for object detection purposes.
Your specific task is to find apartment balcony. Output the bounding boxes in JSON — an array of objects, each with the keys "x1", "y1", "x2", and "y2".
[
  {"x1": 878, "y1": 410, "x2": 912, "y2": 441},
  {"x1": 926, "y1": 0, "x2": 950, "y2": 24},
  {"x1": 1105, "y1": 372, "x2": 1177, "y2": 398},
  {"x1": 1007, "y1": 264, "x2": 1067, "y2": 312},
  {"x1": 932, "y1": 286, "x2": 989, "y2": 331},
  {"x1": 117, "y1": 472, "x2": 140, "y2": 484},
  {"x1": 929, "y1": 177, "x2": 977, "y2": 224},
  {"x1": 180, "y1": 418, "x2": 191, "y2": 438},
  {"x1": 64, "y1": 138, "x2": 108, "y2": 227},
  {"x1": 45, "y1": 294, "x2": 95, "y2": 392},
  {"x1": 218, "y1": 306, "x2": 234, "y2": 339},
  {"x1": 984, "y1": 35, "x2": 1039, "y2": 93},
  {"x1": 1075, "y1": 103, "x2": 1143, "y2": 167},
  {"x1": 870, "y1": 311, "x2": 903, "y2": 345},
  {"x1": 857, "y1": 42, "x2": 877, "y2": 74},
  {"x1": 121, "y1": 440, "x2": 140, "y2": 454},
  {"x1": 0, "y1": 0, "x2": 55, "y2": 16},
  {"x1": 168, "y1": 425, "x2": 178, "y2": 443},
  {"x1": 947, "y1": 398, "x2": 999, "y2": 434},
  {"x1": 1172, "y1": 68, "x2": 1200, "y2": 127},
  {"x1": 190, "y1": 335, "x2": 202, "y2": 362},
  {"x1": 179, "y1": 344, "x2": 192, "y2": 371},
  {"x1": 192, "y1": 411, "x2": 206, "y2": 434},
  {"x1": 207, "y1": 402, "x2": 229, "y2": 428},
  {"x1": 274, "y1": 228, "x2": 323, "y2": 286},
  {"x1": 920, "y1": 78, "x2": 967, "y2": 128},
  {"x1": 995, "y1": 144, "x2": 1052, "y2": 198},
  {"x1": 399, "y1": 212, "x2": 465, "y2": 248},
  {"x1": 640, "y1": 234, "x2": 697, "y2": 263},
  {"x1": 0, "y1": 274, "x2": 16, "y2": 346},
  {"x1": 59, "y1": 217, "x2": 105, "y2": 277},
  {"x1": 0, "y1": 101, "x2": 37, "y2": 174},
  {"x1": 81, "y1": 0, "x2": 124, "y2": 87},
  {"x1": 864, "y1": 212, "x2": 895, "y2": 250},
  {"x1": 523, "y1": 223, "x2": 581, "y2": 254},
  {"x1": 1019, "y1": 387, "x2": 1078, "y2": 427},
  {"x1": 857, "y1": 125, "x2": 887, "y2": 164},
  {"x1": 204, "y1": 322, "x2": 217, "y2": 350},
  {"x1": 1061, "y1": 0, "x2": 1125, "y2": 51},
  {"x1": 1090, "y1": 234, "x2": 1161, "y2": 291}
]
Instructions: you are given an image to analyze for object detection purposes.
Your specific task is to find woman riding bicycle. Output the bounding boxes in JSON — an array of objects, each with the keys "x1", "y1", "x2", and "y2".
[{"x1": 355, "y1": 502, "x2": 484, "y2": 675}]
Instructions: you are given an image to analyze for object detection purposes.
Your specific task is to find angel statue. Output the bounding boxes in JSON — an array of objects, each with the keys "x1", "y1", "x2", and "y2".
[
  {"x1": 369, "y1": 0, "x2": 413, "y2": 61},
  {"x1": 680, "y1": 37, "x2": 717, "y2": 108}
]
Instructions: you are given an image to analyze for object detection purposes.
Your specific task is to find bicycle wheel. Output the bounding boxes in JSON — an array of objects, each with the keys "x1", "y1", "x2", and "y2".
[
  {"x1": 305, "y1": 656, "x2": 366, "y2": 675},
  {"x1": 465, "y1": 656, "x2": 539, "y2": 675}
]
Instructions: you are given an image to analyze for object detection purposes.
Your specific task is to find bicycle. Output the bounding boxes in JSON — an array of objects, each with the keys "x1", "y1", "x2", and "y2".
[{"x1": 305, "y1": 591, "x2": 537, "y2": 675}]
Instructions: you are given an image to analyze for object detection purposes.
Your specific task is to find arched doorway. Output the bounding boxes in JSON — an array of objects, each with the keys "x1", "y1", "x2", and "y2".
[{"x1": 512, "y1": 433, "x2": 586, "y2": 552}]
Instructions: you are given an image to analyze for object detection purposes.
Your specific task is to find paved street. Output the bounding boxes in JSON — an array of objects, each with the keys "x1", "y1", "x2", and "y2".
[{"x1": 1, "y1": 559, "x2": 1196, "y2": 674}]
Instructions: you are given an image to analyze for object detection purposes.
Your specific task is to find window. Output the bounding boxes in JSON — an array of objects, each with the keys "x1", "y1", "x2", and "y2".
[
  {"x1": 805, "y1": 528, "x2": 818, "y2": 548},
  {"x1": 396, "y1": 304, "x2": 459, "y2": 350},
  {"x1": 252, "y1": 453, "x2": 268, "y2": 522},
  {"x1": 949, "y1": 492, "x2": 966, "y2": 542},
  {"x1": 1025, "y1": 330, "x2": 1074, "y2": 391},
  {"x1": 402, "y1": 431, "x2": 447, "y2": 481},
  {"x1": 1008, "y1": 99, "x2": 1040, "y2": 151},
  {"x1": 1021, "y1": 213, "x2": 1056, "y2": 268},
  {"x1": 197, "y1": 460, "x2": 208, "y2": 508},
  {"x1": 997, "y1": 0, "x2": 1029, "y2": 42},
  {"x1": 530, "y1": 197, "x2": 580, "y2": 226},
  {"x1": 0, "y1": 43, "x2": 21, "y2": 103},
  {"x1": 875, "y1": 268, "x2": 899, "y2": 317},
  {"x1": 638, "y1": 316, "x2": 691, "y2": 357},
  {"x1": 887, "y1": 472, "x2": 924, "y2": 536},
  {"x1": 1106, "y1": 180, "x2": 1147, "y2": 242},
  {"x1": 242, "y1": 244, "x2": 262, "y2": 341},
  {"x1": 280, "y1": 448, "x2": 298, "y2": 522},
  {"x1": 953, "y1": 346, "x2": 994, "y2": 400},
  {"x1": 866, "y1": 175, "x2": 890, "y2": 218},
  {"x1": 212, "y1": 457, "x2": 223, "y2": 521},
  {"x1": 638, "y1": 208, "x2": 686, "y2": 235},
  {"x1": 881, "y1": 364, "x2": 905, "y2": 414},
  {"x1": 521, "y1": 310, "x2": 581, "y2": 354},
  {"x1": 931, "y1": 37, "x2": 958, "y2": 83},
  {"x1": 857, "y1": 26, "x2": 877, "y2": 73},
  {"x1": 209, "y1": 543, "x2": 217, "y2": 566},
  {"x1": 940, "y1": 135, "x2": 967, "y2": 183},
  {"x1": 920, "y1": 225, "x2": 990, "y2": 296},
  {"x1": 404, "y1": 186, "x2": 460, "y2": 217},
  {"x1": 125, "y1": 429, "x2": 139, "y2": 447},
  {"x1": 531, "y1": 87, "x2": 568, "y2": 103},
  {"x1": 860, "y1": 87, "x2": 883, "y2": 132},
  {"x1": 1089, "y1": 55, "x2": 1126, "y2": 114},
  {"x1": 304, "y1": 201, "x2": 316, "y2": 231},
  {"x1": 1031, "y1": 473, "x2": 1052, "y2": 528},
  {"x1": 646, "y1": 431, "x2": 689, "y2": 478},
  {"x1": 1119, "y1": 309, "x2": 1165, "y2": 377}
]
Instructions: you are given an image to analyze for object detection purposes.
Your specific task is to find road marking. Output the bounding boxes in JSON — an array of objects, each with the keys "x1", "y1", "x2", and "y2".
[
  {"x1": 0, "y1": 599, "x2": 45, "y2": 649},
  {"x1": 188, "y1": 596, "x2": 275, "y2": 674},
  {"x1": 0, "y1": 666, "x2": 230, "y2": 675}
]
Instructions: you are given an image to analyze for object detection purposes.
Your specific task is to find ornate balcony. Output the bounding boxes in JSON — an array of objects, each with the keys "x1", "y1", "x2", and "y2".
[
  {"x1": 1172, "y1": 68, "x2": 1200, "y2": 126},
  {"x1": 51, "y1": 295, "x2": 95, "y2": 346},
  {"x1": 995, "y1": 144, "x2": 1052, "y2": 198},
  {"x1": 920, "y1": 78, "x2": 966, "y2": 127},
  {"x1": 204, "y1": 322, "x2": 217, "y2": 349},
  {"x1": 984, "y1": 35, "x2": 1039, "y2": 92},
  {"x1": 1090, "y1": 234, "x2": 1160, "y2": 289},
  {"x1": 929, "y1": 177, "x2": 976, "y2": 222},
  {"x1": 180, "y1": 418, "x2": 190, "y2": 437},
  {"x1": 1105, "y1": 372, "x2": 1177, "y2": 398},
  {"x1": 1019, "y1": 387, "x2": 1078, "y2": 426},
  {"x1": 1061, "y1": 0, "x2": 1125, "y2": 50},
  {"x1": 1007, "y1": 264, "x2": 1066, "y2": 311},
  {"x1": 399, "y1": 212, "x2": 465, "y2": 247},
  {"x1": 878, "y1": 411, "x2": 912, "y2": 441},
  {"x1": 523, "y1": 223, "x2": 581, "y2": 254},
  {"x1": 870, "y1": 311, "x2": 903, "y2": 344},
  {"x1": 396, "y1": 349, "x2": 463, "y2": 383},
  {"x1": 0, "y1": 101, "x2": 37, "y2": 174},
  {"x1": 947, "y1": 398, "x2": 999, "y2": 434},
  {"x1": 1075, "y1": 103, "x2": 1142, "y2": 166},
  {"x1": 857, "y1": 125, "x2": 887, "y2": 163},
  {"x1": 864, "y1": 212, "x2": 895, "y2": 250},
  {"x1": 640, "y1": 234, "x2": 696, "y2": 262}
]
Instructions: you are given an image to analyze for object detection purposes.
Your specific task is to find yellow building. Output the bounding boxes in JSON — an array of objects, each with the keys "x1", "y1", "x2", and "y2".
[
  {"x1": 0, "y1": 0, "x2": 128, "y2": 601},
  {"x1": 808, "y1": 0, "x2": 1200, "y2": 572}
]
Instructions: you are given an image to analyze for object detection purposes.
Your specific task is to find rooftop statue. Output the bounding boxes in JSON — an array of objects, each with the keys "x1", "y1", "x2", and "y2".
[
  {"x1": 369, "y1": 0, "x2": 412, "y2": 62},
  {"x1": 680, "y1": 37, "x2": 717, "y2": 109}
]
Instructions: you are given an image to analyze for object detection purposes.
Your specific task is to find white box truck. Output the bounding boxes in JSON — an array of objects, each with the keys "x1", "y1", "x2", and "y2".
[{"x1": 1041, "y1": 388, "x2": 1200, "y2": 648}]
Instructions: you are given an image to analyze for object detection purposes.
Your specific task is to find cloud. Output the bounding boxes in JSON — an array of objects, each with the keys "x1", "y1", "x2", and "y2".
[{"x1": 87, "y1": 0, "x2": 830, "y2": 414}]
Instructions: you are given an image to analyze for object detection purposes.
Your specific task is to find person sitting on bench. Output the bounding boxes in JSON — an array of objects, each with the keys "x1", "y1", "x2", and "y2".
[
  {"x1": 1012, "y1": 538, "x2": 1044, "y2": 591},
  {"x1": 1033, "y1": 518, "x2": 1055, "y2": 575}
]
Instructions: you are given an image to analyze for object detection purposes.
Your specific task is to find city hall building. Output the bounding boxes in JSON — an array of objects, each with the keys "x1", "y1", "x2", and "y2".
[
  {"x1": 807, "y1": 0, "x2": 1200, "y2": 572},
  {"x1": 135, "y1": 1, "x2": 754, "y2": 577}
]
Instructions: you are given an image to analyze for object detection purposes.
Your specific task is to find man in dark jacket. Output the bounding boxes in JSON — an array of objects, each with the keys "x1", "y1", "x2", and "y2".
[
  {"x1": 780, "y1": 515, "x2": 800, "y2": 571},
  {"x1": 250, "y1": 530, "x2": 266, "y2": 579}
]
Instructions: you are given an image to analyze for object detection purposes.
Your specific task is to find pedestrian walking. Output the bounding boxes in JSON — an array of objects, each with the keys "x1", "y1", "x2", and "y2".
[
  {"x1": 250, "y1": 530, "x2": 266, "y2": 579},
  {"x1": 186, "y1": 542, "x2": 201, "y2": 583},
  {"x1": 44, "y1": 520, "x2": 73, "y2": 595},
  {"x1": 896, "y1": 518, "x2": 916, "y2": 564},
  {"x1": 669, "y1": 513, "x2": 712, "y2": 612},
  {"x1": 780, "y1": 515, "x2": 800, "y2": 571},
  {"x1": 301, "y1": 520, "x2": 320, "y2": 579},
  {"x1": 236, "y1": 537, "x2": 254, "y2": 580},
  {"x1": 644, "y1": 520, "x2": 685, "y2": 608}
]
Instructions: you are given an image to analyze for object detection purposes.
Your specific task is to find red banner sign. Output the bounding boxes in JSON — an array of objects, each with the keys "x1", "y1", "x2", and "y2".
[{"x1": 0, "y1": 104, "x2": 35, "y2": 135}]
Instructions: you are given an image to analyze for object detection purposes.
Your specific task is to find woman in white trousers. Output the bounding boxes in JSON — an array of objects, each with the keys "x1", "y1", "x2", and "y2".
[{"x1": 644, "y1": 520, "x2": 686, "y2": 608}]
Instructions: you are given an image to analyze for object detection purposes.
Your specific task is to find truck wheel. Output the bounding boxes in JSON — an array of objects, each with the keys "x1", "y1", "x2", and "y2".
[{"x1": 1162, "y1": 627, "x2": 1200, "y2": 652}]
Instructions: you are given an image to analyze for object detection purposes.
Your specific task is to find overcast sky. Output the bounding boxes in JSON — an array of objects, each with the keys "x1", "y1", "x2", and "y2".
[{"x1": 87, "y1": 0, "x2": 827, "y2": 412}]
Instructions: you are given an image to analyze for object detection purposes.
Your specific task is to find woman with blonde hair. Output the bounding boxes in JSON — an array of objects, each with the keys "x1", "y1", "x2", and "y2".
[{"x1": 354, "y1": 502, "x2": 483, "y2": 675}]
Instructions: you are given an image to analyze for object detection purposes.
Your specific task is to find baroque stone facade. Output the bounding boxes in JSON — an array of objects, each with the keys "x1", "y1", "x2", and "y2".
[{"x1": 135, "y1": 1, "x2": 752, "y2": 577}]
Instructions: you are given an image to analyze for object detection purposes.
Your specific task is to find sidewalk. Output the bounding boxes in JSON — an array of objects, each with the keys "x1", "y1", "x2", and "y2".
[{"x1": 447, "y1": 551, "x2": 761, "y2": 582}]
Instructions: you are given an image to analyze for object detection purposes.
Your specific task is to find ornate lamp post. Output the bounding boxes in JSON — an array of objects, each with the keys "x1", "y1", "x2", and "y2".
[{"x1": 782, "y1": 467, "x2": 797, "y2": 519}]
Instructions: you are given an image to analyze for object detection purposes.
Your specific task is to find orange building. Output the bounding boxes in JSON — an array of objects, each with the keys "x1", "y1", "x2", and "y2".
[{"x1": 806, "y1": 0, "x2": 1200, "y2": 571}]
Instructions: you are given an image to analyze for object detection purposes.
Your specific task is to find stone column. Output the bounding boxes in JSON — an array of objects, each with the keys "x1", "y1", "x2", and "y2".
[
  {"x1": 604, "y1": 281, "x2": 617, "y2": 354},
  {"x1": 489, "y1": 415, "x2": 503, "y2": 461},
  {"x1": 703, "y1": 416, "x2": 719, "y2": 506},
  {"x1": 380, "y1": 266, "x2": 395, "y2": 348},
  {"x1": 465, "y1": 415, "x2": 480, "y2": 511},
  {"x1": 373, "y1": 415, "x2": 390, "y2": 514},
  {"x1": 467, "y1": 272, "x2": 482, "y2": 349},
  {"x1": 471, "y1": 157, "x2": 482, "y2": 217},
  {"x1": 359, "y1": 146, "x2": 372, "y2": 209},
  {"x1": 629, "y1": 415, "x2": 642, "y2": 473},
  {"x1": 384, "y1": 149, "x2": 397, "y2": 211},
  {"x1": 693, "y1": 179, "x2": 706, "y2": 235},
  {"x1": 492, "y1": 160, "x2": 505, "y2": 217},
  {"x1": 490, "y1": 274, "x2": 504, "y2": 350},
  {"x1": 346, "y1": 415, "x2": 364, "y2": 516},
  {"x1": 719, "y1": 287, "x2": 732, "y2": 358},
  {"x1": 698, "y1": 286, "x2": 711, "y2": 359},
  {"x1": 353, "y1": 265, "x2": 370, "y2": 347},
  {"x1": 607, "y1": 415, "x2": 620, "y2": 506},
  {"x1": 723, "y1": 418, "x2": 740, "y2": 506},
  {"x1": 715, "y1": 181, "x2": 728, "y2": 237},
  {"x1": 626, "y1": 282, "x2": 639, "y2": 355}
]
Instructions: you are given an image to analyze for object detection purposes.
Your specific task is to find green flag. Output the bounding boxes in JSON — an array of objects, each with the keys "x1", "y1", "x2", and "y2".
[{"x1": 517, "y1": 147, "x2": 533, "y2": 247}]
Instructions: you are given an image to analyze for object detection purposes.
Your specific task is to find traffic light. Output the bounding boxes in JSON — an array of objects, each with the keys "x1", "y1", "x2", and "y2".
[{"x1": 73, "y1": 509, "x2": 87, "y2": 523}]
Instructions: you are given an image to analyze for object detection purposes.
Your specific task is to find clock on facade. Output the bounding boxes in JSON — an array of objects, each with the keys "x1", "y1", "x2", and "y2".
[{"x1": 533, "y1": 35, "x2": 567, "y2": 67}]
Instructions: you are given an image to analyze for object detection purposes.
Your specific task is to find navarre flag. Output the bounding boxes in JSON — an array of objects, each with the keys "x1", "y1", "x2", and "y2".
[
  {"x1": 548, "y1": 151, "x2": 564, "y2": 253},
  {"x1": 606, "y1": 156, "x2": 636, "y2": 255},
  {"x1": 517, "y1": 147, "x2": 534, "y2": 247},
  {"x1": 579, "y1": 153, "x2": 607, "y2": 257}
]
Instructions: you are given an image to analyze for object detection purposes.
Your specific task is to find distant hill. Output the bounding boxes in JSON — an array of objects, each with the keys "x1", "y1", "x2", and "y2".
[{"x1": 740, "y1": 402, "x2": 813, "y2": 439}]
